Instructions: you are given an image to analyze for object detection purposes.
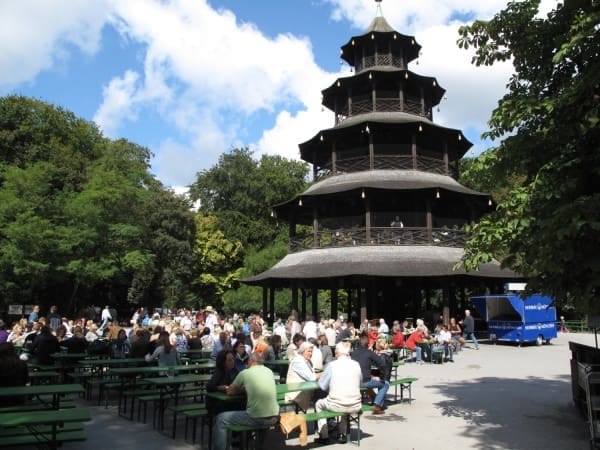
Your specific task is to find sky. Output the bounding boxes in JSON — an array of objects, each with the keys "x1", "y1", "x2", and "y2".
[{"x1": 0, "y1": 0, "x2": 559, "y2": 192}]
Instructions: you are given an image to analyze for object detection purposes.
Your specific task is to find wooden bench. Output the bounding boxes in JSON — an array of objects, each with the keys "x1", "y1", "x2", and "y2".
[
  {"x1": 389, "y1": 377, "x2": 418, "y2": 403},
  {"x1": 302, "y1": 404, "x2": 372, "y2": 446},
  {"x1": 0, "y1": 407, "x2": 91, "y2": 450}
]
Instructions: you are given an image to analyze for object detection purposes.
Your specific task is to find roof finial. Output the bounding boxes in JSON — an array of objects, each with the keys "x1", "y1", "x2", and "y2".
[{"x1": 375, "y1": 0, "x2": 384, "y2": 18}]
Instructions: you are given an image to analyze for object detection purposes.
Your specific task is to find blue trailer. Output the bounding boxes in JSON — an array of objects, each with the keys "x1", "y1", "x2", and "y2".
[{"x1": 470, "y1": 294, "x2": 558, "y2": 345}]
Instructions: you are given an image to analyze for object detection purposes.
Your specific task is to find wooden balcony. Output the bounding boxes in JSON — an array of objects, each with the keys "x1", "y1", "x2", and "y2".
[{"x1": 289, "y1": 227, "x2": 469, "y2": 253}]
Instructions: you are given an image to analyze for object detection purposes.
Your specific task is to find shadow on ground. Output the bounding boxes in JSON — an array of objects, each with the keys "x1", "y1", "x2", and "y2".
[{"x1": 428, "y1": 374, "x2": 589, "y2": 450}]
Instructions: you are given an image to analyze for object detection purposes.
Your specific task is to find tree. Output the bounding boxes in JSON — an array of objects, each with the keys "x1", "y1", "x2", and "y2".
[
  {"x1": 189, "y1": 148, "x2": 308, "y2": 247},
  {"x1": 192, "y1": 215, "x2": 244, "y2": 310},
  {"x1": 0, "y1": 96, "x2": 196, "y2": 315},
  {"x1": 457, "y1": 1, "x2": 600, "y2": 309}
]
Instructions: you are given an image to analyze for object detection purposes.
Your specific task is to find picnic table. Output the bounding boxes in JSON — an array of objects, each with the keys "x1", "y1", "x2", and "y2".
[
  {"x1": 0, "y1": 384, "x2": 85, "y2": 410},
  {"x1": 0, "y1": 407, "x2": 91, "y2": 450},
  {"x1": 142, "y1": 374, "x2": 210, "y2": 433}
]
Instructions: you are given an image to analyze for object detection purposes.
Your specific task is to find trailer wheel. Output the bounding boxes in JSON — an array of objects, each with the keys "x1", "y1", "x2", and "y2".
[{"x1": 536, "y1": 335, "x2": 544, "y2": 346}]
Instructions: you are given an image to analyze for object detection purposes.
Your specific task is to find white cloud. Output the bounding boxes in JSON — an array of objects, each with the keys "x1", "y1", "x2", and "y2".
[
  {"x1": 0, "y1": 0, "x2": 108, "y2": 89},
  {"x1": 93, "y1": 70, "x2": 141, "y2": 136}
]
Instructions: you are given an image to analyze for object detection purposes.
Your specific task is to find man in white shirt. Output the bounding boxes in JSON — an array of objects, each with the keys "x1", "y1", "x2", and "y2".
[
  {"x1": 315, "y1": 342, "x2": 362, "y2": 444},
  {"x1": 100, "y1": 305, "x2": 112, "y2": 331},
  {"x1": 378, "y1": 318, "x2": 389, "y2": 335},
  {"x1": 204, "y1": 306, "x2": 218, "y2": 332}
]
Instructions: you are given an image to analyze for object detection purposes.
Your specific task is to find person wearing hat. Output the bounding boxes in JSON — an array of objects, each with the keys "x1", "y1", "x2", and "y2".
[
  {"x1": 204, "y1": 306, "x2": 217, "y2": 332},
  {"x1": 285, "y1": 341, "x2": 321, "y2": 412}
]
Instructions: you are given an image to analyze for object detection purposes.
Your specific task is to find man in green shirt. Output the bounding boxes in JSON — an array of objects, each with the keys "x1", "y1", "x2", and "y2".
[{"x1": 213, "y1": 352, "x2": 279, "y2": 450}]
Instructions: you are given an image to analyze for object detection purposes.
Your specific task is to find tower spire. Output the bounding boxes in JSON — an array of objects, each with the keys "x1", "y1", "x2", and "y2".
[{"x1": 375, "y1": 0, "x2": 384, "y2": 18}]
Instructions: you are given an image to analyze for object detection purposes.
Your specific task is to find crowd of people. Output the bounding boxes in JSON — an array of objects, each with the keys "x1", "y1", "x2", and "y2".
[{"x1": 0, "y1": 303, "x2": 481, "y2": 447}]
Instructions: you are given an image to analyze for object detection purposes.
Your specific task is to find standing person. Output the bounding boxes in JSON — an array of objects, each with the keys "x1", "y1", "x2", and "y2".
[
  {"x1": 302, "y1": 314, "x2": 318, "y2": 340},
  {"x1": 47, "y1": 306, "x2": 61, "y2": 332},
  {"x1": 28, "y1": 305, "x2": 40, "y2": 324},
  {"x1": 212, "y1": 352, "x2": 279, "y2": 450},
  {"x1": 351, "y1": 334, "x2": 389, "y2": 414},
  {"x1": 461, "y1": 310, "x2": 480, "y2": 350},
  {"x1": 378, "y1": 318, "x2": 389, "y2": 335},
  {"x1": 100, "y1": 305, "x2": 112, "y2": 331},
  {"x1": 314, "y1": 342, "x2": 362, "y2": 444},
  {"x1": 204, "y1": 306, "x2": 218, "y2": 332}
]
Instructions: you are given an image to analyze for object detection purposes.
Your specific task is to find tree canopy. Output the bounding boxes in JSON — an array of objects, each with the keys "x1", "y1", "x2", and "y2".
[
  {"x1": 189, "y1": 147, "x2": 308, "y2": 248},
  {"x1": 0, "y1": 96, "x2": 196, "y2": 316},
  {"x1": 457, "y1": 0, "x2": 599, "y2": 309}
]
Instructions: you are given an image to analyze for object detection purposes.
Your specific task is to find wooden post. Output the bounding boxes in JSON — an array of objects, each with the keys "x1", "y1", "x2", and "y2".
[
  {"x1": 331, "y1": 288, "x2": 338, "y2": 320},
  {"x1": 262, "y1": 287, "x2": 268, "y2": 318},
  {"x1": 269, "y1": 288, "x2": 275, "y2": 325},
  {"x1": 312, "y1": 288, "x2": 318, "y2": 318},
  {"x1": 292, "y1": 287, "x2": 299, "y2": 313}
]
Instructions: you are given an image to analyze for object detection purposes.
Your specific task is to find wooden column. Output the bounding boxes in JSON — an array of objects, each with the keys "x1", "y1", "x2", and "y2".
[
  {"x1": 313, "y1": 205, "x2": 319, "y2": 248},
  {"x1": 332, "y1": 143, "x2": 337, "y2": 174},
  {"x1": 301, "y1": 289, "x2": 307, "y2": 320},
  {"x1": 312, "y1": 288, "x2": 318, "y2": 318},
  {"x1": 269, "y1": 288, "x2": 275, "y2": 325},
  {"x1": 369, "y1": 132, "x2": 374, "y2": 170},
  {"x1": 412, "y1": 134, "x2": 417, "y2": 169},
  {"x1": 331, "y1": 288, "x2": 338, "y2": 320},
  {"x1": 360, "y1": 286, "x2": 367, "y2": 324},
  {"x1": 426, "y1": 199, "x2": 433, "y2": 243},
  {"x1": 292, "y1": 286, "x2": 299, "y2": 313},
  {"x1": 262, "y1": 287, "x2": 268, "y2": 318},
  {"x1": 365, "y1": 197, "x2": 371, "y2": 242},
  {"x1": 443, "y1": 140, "x2": 449, "y2": 176}
]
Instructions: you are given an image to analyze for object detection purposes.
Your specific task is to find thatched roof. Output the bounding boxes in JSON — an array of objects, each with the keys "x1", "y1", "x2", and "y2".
[{"x1": 243, "y1": 246, "x2": 518, "y2": 285}]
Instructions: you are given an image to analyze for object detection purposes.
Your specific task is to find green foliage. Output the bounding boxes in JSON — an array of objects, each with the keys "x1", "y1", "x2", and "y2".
[
  {"x1": 189, "y1": 147, "x2": 308, "y2": 247},
  {"x1": 457, "y1": 1, "x2": 600, "y2": 309},
  {"x1": 192, "y1": 215, "x2": 244, "y2": 310},
  {"x1": 0, "y1": 96, "x2": 195, "y2": 315}
]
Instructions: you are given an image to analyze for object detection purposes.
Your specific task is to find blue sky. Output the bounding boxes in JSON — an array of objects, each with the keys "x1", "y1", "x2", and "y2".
[{"x1": 0, "y1": 0, "x2": 556, "y2": 191}]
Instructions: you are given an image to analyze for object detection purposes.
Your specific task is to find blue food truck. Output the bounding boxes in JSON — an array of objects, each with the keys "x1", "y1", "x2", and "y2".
[{"x1": 470, "y1": 294, "x2": 557, "y2": 345}]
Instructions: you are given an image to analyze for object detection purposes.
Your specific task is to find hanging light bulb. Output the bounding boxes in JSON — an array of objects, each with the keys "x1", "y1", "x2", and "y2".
[
  {"x1": 405, "y1": 72, "x2": 409, "y2": 79},
  {"x1": 436, "y1": 189, "x2": 440, "y2": 199},
  {"x1": 365, "y1": 125, "x2": 370, "y2": 133},
  {"x1": 418, "y1": 124, "x2": 423, "y2": 132},
  {"x1": 298, "y1": 198, "x2": 303, "y2": 206},
  {"x1": 320, "y1": 134, "x2": 324, "y2": 141},
  {"x1": 369, "y1": 72, "x2": 373, "y2": 79},
  {"x1": 337, "y1": 80, "x2": 341, "y2": 87},
  {"x1": 433, "y1": 81, "x2": 437, "y2": 87},
  {"x1": 393, "y1": 34, "x2": 397, "y2": 40},
  {"x1": 371, "y1": 33, "x2": 375, "y2": 40},
  {"x1": 351, "y1": 39, "x2": 355, "y2": 46},
  {"x1": 270, "y1": 210, "x2": 275, "y2": 217},
  {"x1": 488, "y1": 198, "x2": 493, "y2": 206},
  {"x1": 458, "y1": 133, "x2": 462, "y2": 141},
  {"x1": 361, "y1": 189, "x2": 366, "y2": 199}
]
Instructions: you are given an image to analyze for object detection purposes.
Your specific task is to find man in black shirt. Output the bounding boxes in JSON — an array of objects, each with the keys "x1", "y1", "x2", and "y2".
[{"x1": 351, "y1": 334, "x2": 389, "y2": 414}]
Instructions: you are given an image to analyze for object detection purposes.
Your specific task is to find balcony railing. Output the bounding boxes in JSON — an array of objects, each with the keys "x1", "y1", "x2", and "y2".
[
  {"x1": 355, "y1": 55, "x2": 404, "y2": 72},
  {"x1": 314, "y1": 155, "x2": 452, "y2": 181},
  {"x1": 289, "y1": 227, "x2": 469, "y2": 253},
  {"x1": 335, "y1": 97, "x2": 432, "y2": 123}
]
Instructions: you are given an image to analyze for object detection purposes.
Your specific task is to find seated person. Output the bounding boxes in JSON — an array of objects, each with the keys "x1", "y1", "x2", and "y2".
[
  {"x1": 405, "y1": 326, "x2": 427, "y2": 364},
  {"x1": 390, "y1": 322, "x2": 405, "y2": 348},
  {"x1": 285, "y1": 341, "x2": 321, "y2": 412},
  {"x1": 30, "y1": 325, "x2": 60, "y2": 365},
  {"x1": 61, "y1": 326, "x2": 88, "y2": 353},
  {"x1": 213, "y1": 352, "x2": 279, "y2": 450},
  {"x1": 315, "y1": 342, "x2": 362, "y2": 444},
  {"x1": 351, "y1": 334, "x2": 389, "y2": 414},
  {"x1": 286, "y1": 333, "x2": 305, "y2": 360},
  {"x1": 233, "y1": 339, "x2": 249, "y2": 372},
  {"x1": 449, "y1": 317, "x2": 464, "y2": 350},
  {"x1": 262, "y1": 334, "x2": 283, "y2": 361},
  {"x1": 145, "y1": 331, "x2": 180, "y2": 371},
  {"x1": 0, "y1": 343, "x2": 29, "y2": 405},
  {"x1": 433, "y1": 324, "x2": 453, "y2": 362},
  {"x1": 206, "y1": 350, "x2": 243, "y2": 415}
]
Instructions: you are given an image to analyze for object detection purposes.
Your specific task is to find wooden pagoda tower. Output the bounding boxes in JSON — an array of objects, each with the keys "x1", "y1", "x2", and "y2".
[{"x1": 245, "y1": 1, "x2": 519, "y2": 324}]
